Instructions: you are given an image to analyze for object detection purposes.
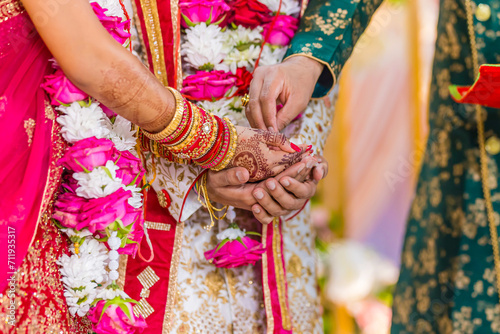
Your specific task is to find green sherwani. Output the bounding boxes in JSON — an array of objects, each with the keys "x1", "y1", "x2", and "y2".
[{"x1": 286, "y1": 0, "x2": 500, "y2": 332}]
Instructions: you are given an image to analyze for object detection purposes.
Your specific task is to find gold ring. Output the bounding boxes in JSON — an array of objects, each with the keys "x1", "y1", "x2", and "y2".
[{"x1": 241, "y1": 94, "x2": 250, "y2": 107}]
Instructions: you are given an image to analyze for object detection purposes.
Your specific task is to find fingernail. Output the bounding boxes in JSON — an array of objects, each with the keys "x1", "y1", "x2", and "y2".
[
  {"x1": 253, "y1": 207, "x2": 261, "y2": 214},
  {"x1": 267, "y1": 180, "x2": 276, "y2": 190},
  {"x1": 290, "y1": 143, "x2": 301, "y2": 152},
  {"x1": 306, "y1": 145, "x2": 313, "y2": 151},
  {"x1": 281, "y1": 178, "x2": 290, "y2": 187},
  {"x1": 268, "y1": 126, "x2": 276, "y2": 133},
  {"x1": 297, "y1": 164, "x2": 305, "y2": 175},
  {"x1": 254, "y1": 191, "x2": 264, "y2": 199},
  {"x1": 306, "y1": 160, "x2": 314, "y2": 169},
  {"x1": 236, "y1": 171, "x2": 245, "y2": 183}
]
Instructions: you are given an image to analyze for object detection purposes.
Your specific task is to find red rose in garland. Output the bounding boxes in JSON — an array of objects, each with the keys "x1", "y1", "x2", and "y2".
[
  {"x1": 230, "y1": 0, "x2": 272, "y2": 29},
  {"x1": 234, "y1": 67, "x2": 253, "y2": 96}
]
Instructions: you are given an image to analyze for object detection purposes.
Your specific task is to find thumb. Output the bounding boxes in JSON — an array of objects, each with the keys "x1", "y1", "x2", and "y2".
[
  {"x1": 276, "y1": 98, "x2": 306, "y2": 131},
  {"x1": 215, "y1": 167, "x2": 249, "y2": 187}
]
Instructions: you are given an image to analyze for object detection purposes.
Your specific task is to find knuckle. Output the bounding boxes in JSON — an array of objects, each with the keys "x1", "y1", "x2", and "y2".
[{"x1": 259, "y1": 92, "x2": 270, "y2": 102}]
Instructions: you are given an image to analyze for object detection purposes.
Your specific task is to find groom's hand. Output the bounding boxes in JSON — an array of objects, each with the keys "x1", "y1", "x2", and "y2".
[
  {"x1": 251, "y1": 155, "x2": 328, "y2": 224},
  {"x1": 205, "y1": 155, "x2": 327, "y2": 224},
  {"x1": 246, "y1": 56, "x2": 323, "y2": 132}
]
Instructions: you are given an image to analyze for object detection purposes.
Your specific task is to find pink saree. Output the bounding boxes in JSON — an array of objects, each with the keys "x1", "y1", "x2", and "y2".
[{"x1": 0, "y1": 1, "x2": 90, "y2": 332}]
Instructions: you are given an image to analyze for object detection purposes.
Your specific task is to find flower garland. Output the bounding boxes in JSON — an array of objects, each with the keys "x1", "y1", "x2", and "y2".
[
  {"x1": 42, "y1": 1, "x2": 147, "y2": 333},
  {"x1": 178, "y1": 0, "x2": 301, "y2": 268}
]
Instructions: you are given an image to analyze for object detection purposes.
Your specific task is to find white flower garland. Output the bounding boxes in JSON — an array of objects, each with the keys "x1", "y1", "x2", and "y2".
[{"x1": 50, "y1": 0, "x2": 143, "y2": 325}]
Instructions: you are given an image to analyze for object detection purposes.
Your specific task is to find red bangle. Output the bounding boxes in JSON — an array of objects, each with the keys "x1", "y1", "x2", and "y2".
[
  {"x1": 203, "y1": 119, "x2": 230, "y2": 169},
  {"x1": 194, "y1": 116, "x2": 224, "y2": 163}
]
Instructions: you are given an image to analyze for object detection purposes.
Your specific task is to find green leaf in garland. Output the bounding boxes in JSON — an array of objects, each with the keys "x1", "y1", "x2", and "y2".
[
  {"x1": 236, "y1": 236, "x2": 248, "y2": 249},
  {"x1": 101, "y1": 166, "x2": 114, "y2": 179},
  {"x1": 73, "y1": 159, "x2": 91, "y2": 173},
  {"x1": 245, "y1": 231, "x2": 261, "y2": 237},
  {"x1": 181, "y1": 13, "x2": 196, "y2": 27},
  {"x1": 215, "y1": 238, "x2": 230, "y2": 251}
]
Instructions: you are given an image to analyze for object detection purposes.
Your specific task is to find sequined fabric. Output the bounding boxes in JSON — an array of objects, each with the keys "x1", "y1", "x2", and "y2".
[
  {"x1": 0, "y1": 0, "x2": 24, "y2": 23},
  {"x1": 0, "y1": 215, "x2": 93, "y2": 333},
  {"x1": 391, "y1": 0, "x2": 500, "y2": 332}
]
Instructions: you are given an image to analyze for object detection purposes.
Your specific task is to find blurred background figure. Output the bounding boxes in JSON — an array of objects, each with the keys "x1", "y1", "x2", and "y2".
[{"x1": 311, "y1": 0, "x2": 439, "y2": 332}]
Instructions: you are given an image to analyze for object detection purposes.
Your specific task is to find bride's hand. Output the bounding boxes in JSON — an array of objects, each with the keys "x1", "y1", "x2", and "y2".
[{"x1": 226, "y1": 126, "x2": 307, "y2": 182}]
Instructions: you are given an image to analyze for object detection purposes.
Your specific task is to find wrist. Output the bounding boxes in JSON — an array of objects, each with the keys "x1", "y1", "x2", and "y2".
[
  {"x1": 284, "y1": 55, "x2": 324, "y2": 82},
  {"x1": 140, "y1": 88, "x2": 177, "y2": 133}
]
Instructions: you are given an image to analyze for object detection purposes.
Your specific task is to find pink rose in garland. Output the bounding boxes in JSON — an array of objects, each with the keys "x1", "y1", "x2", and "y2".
[
  {"x1": 88, "y1": 298, "x2": 147, "y2": 334},
  {"x1": 230, "y1": 0, "x2": 271, "y2": 29},
  {"x1": 205, "y1": 224, "x2": 265, "y2": 268},
  {"x1": 91, "y1": 2, "x2": 131, "y2": 44},
  {"x1": 181, "y1": 70, "x2": 237, "y2": 99},
  {"x1": 263, "y1": 15, "x2": 299, "y2": 46},
  {"x1": 77, "y1": 188, "x2": 133, "y2": 233},
  {"x1": 42, "y1": 69, "x2": 89, "y2": 106},
  {"x1": 59, "y1": 137, "x2": 116, "y2": 173},
  {"x1": 53, "y1": 192, "x2": 87, "y2": 229},
  {"x1": 113, "y1": 151, "x2": 146, "y2": 186},
  {"x1": 180, "y1": 0, "x2": 230, "y2": 28}
]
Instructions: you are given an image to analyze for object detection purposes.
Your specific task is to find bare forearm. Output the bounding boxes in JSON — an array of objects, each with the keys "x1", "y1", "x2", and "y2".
[{"x1": 21, "y1": 0, "x2": 174, "y2": 132}]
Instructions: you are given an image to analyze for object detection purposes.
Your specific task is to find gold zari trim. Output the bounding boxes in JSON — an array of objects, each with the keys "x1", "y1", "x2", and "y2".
[
  {"x1": 138, "y1": 0, "x2": 168, "y2": 86},
  {"x1": 261, "y1": 224, "x2": 275, "y2": 331},
  {"x1": 134, "y1": 298, "x2": 155, "y2": 318},
  {"x1": 145, "y1": 221, "x2": 171, "y2": 231},
  {"x1": 162, "y1": 222, "x2": 184, "y2": 334},
  {"x1": 272, "y1": 218, "x2": 292, "y2": 330}
]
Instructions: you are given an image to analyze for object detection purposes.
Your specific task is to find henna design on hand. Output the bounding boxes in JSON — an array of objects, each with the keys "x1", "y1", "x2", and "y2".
[{"x1": 227, "y1": 128, "x2": 304, "y2": 182}]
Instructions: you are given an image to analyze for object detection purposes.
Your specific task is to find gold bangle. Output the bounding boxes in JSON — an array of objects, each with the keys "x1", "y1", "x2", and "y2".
[
  {"x1": 191, "y1": 114, "x2": 218, "y2": 160},
  {"x1": 168, "y1": 104, "x2": 202, "y2": 154},
  {"x1": 212, "y1": 118, "x2": 238, "y2": 171},
  {"x1": 166, "y1": 103, "x2": 198, "y2": 147},
  {"x1": 142, "y1": 87, "x2": 185, "y2": 140}
]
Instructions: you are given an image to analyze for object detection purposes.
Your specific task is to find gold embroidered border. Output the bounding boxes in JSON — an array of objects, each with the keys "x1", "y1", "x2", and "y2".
[
  {"x1": 170, "y1": 0, "x2": 183, "y2": 90},
  {"x1": 0, "y1": 0, "x2": 24, "y2": 23},
  {"x1": 130, "y1": 0, "x2": 150, "y2": 67},
  {"x1": 272, "y1": 218, "x2": 291, "y2": 330},
  {"x1": 162, "y1": 221, "x2": 184, "y2": 334},
  {"x1": 117, "y1": 254, "x2": 128, "y2": 289},
  {"x1": 145, "y1": 221, "x2": 171, "y2": 231},
  {"x1": 138, "y1": 0, "x2": 168, "y2": 86},
  {"x1": 261, "y1": 224, "x2": 275, "y2": 332},
  {"x1": 30, "y1": 106, "x2": 65, "y2": 252}
]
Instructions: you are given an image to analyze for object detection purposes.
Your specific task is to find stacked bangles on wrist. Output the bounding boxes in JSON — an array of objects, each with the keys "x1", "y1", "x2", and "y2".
[{"x1": 139, "y1": 87, "x2": 238, "y2": 171}]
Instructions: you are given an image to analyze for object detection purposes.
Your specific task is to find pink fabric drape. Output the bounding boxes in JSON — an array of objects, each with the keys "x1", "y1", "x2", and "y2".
[{"x1": 0, "y1": 13, "x2": 58, "y2": 292}]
